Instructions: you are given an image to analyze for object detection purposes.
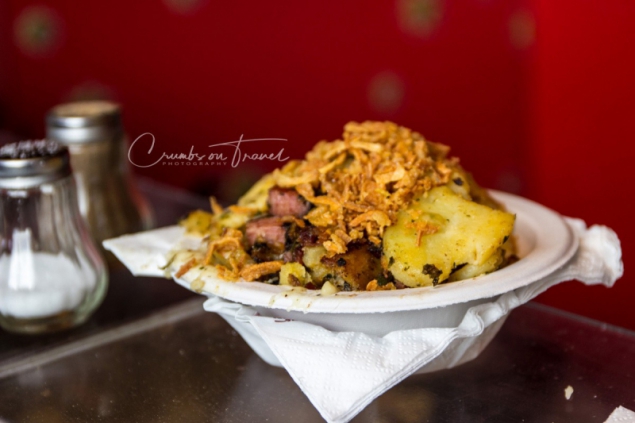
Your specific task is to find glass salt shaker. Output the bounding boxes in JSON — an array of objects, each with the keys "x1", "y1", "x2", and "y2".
[
  {"x1": 46, "y1": 101, "x2": 153, "y2": 259},
  {"x1": 0, "y1": 140, "x2": 108, "y2": 334}
]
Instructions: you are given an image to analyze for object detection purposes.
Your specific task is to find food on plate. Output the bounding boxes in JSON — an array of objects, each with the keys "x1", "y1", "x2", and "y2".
[{"x1": 176, "y1": 121, "x2": 516, "y2": 293}]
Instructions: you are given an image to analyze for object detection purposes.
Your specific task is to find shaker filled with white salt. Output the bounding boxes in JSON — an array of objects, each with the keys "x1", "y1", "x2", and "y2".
[{"x1": 0, "y1": 140, "x2": 108, "y2": 334}]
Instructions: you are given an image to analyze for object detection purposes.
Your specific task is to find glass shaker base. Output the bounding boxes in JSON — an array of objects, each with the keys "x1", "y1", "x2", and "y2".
[{"x1": 0, "y1": 310, "x2": 89, "y2": 335}]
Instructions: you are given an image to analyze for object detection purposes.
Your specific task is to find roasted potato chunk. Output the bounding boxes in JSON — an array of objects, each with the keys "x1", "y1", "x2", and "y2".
[
  {"x1": 321, "y1": 243, "x2": 383, "y2": 291},
  {"x1": 280, "y1": 262, "x2": 311, "y2": 287},
  {"x1": 302, "y1": 244, "x2": 382, "y2": 290},
  {"x1": 382, "y1": 186, "x2": 515, "y2": 287}
]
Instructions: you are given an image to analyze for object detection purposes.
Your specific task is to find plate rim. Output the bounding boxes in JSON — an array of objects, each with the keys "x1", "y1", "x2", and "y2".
[{"x1": 176, "y1": 190, "x2": 579, "y2": 314}]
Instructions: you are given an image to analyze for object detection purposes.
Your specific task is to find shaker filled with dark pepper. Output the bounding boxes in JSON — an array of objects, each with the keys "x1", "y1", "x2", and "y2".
[{"x1": 46, "y1": 101, "x2": 153, "y2": 263}]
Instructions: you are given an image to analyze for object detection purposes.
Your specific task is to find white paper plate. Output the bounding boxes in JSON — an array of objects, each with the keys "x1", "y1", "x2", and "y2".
[{"x1": 176, "y1": 191, "x2": 578, "y2": 314}]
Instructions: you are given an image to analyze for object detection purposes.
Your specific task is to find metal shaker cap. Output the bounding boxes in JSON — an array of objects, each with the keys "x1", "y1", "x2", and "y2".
[
  {"x1": 46, "y1": 101, "x2": 123, "y2": 144},
  {"x1": 0, "y1": 140, "x2": 72, "y2": 189}
]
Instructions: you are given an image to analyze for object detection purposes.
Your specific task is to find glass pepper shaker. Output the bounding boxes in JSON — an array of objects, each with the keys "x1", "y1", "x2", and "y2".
[
  {"x1": 0, "y1": 140, "x2": 108, "y2": 334},
  {"x1": 46, "y1": 101, "x2": 154, "y2": 260}
]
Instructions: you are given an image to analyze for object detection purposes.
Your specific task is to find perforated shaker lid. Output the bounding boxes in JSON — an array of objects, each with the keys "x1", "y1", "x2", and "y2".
[
  {"x1": 0, "y1": 140, "x2": 72, "y2": 189},
  {"x1": 46, "y1": 101, "x2": 123, "y2": 144}
]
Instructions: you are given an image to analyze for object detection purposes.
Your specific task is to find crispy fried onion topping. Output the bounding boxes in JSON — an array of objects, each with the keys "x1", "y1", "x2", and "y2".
[
  {"x1": 201, "y1": 228, "x2": 281, "y2": 281},
  {"x1": 272, "y1": 121, "x2": 456, "y2": 255}
]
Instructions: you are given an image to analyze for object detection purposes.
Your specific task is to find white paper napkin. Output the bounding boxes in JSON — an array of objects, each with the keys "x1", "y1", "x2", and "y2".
[
  {"x1": 604, "y1": 406, "x2": 635, "y2": 423},
  {"x1": 103, "y1": 225, "x2": 198, "y2": 277},
  {"x1": 104, "y1": 218, "x2": 623, "y2": 423}
]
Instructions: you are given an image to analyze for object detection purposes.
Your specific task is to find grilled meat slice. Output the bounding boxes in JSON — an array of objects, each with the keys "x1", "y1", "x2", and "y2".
[
  {"x1": 268, "y1": 187, "x2": 312, "y2": 218},
  {"x1": 245, "y1": 216, "x2": 287, "y2": 247}
]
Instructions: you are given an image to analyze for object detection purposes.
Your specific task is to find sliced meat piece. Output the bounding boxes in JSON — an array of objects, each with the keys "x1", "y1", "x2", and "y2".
[
  {"x1": 245, "y1": 217, "x2": 287, "y2": 247},
  {"x1": 268, "y1": 187, "x2": 312, "y2": 217}
]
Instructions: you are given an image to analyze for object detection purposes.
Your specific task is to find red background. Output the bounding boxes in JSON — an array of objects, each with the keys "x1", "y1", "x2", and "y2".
[{"x1": 0, "y1": 0, "x2": 633, "y2": 329}]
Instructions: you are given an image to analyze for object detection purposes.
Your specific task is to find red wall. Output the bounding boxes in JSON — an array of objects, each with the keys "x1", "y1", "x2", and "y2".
[
  {"x1": 0, "y1": 1, "x2": 632, "y2": 329},
  {"x1": 1, "y1": 0, "x2": 529, "y2": 198},
  {"x1": 528, "y1": 0, "x2": 635, "y2": 328}
]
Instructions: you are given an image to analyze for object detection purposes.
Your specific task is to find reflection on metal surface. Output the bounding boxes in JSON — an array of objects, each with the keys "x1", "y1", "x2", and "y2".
[
  {"x1": 0, "y1": 298, "x2": 204, "y2": 380},
  {"x1": 1, "y1": 304, "x2": 634, "y2": 422}
]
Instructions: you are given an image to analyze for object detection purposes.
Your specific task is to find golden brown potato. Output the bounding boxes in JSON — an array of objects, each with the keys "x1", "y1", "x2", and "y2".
[{"x1": 382, "y1": 186, "x2": 515, "y2": 287}]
